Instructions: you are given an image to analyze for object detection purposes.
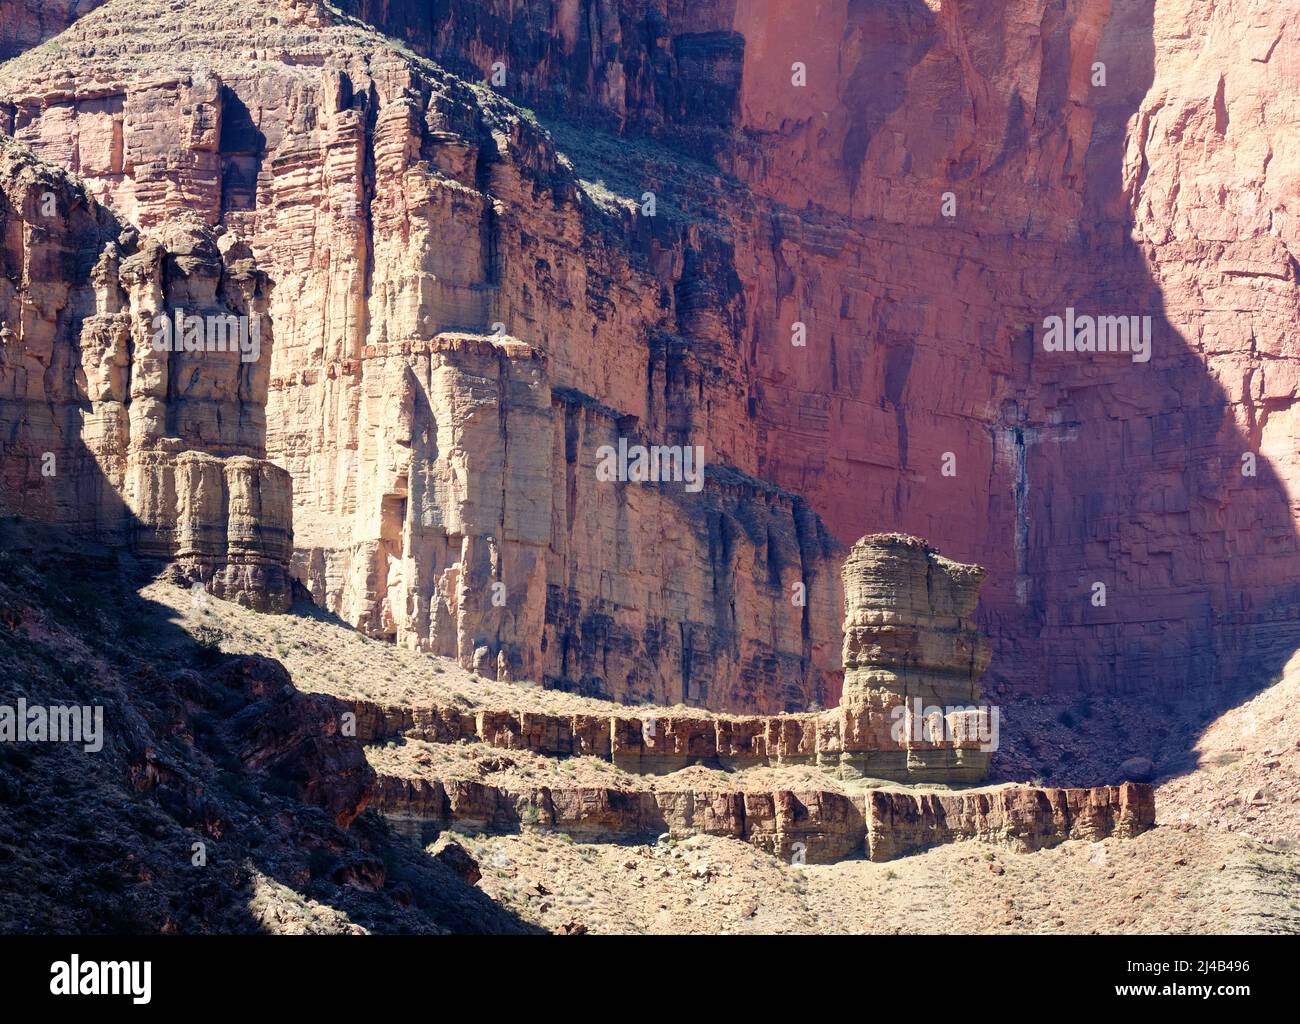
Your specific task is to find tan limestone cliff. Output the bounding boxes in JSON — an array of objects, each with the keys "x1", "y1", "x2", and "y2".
[
  {"x1": 0, "y1": 0, "x2": 842, "y2": 709},
  {"x1": 0, "y1": 137, "x2": 292, "y2": 607}
]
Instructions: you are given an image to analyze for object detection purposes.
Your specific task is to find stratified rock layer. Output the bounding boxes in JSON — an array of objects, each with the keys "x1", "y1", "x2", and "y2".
[
  {"x1": 0, "y1": 0, "x2": 842, "y2": 711},
  {"x1": 342, "y1": 533, "x2": 991, "y2": 783},
  {"x1": 374, "y1": 773, "x2": 1154, "y2": 864},
  {"x1": 0, "y1": 138, "x2": 292, "y2": 608},
  {"x1": 834, "y1": 534, "x2": 993, "y2": 781}
]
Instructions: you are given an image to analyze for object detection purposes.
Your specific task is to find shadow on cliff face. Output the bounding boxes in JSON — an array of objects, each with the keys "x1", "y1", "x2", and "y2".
[
  {"x1": 0, "y1": 518, "x2": 538, "y2": 933},
  {"x1": 5, "y1": 0, "x2": 1292, "y2": 799},
  {"x1": 492, "y1": 1, "x2": 1300, "y2": 787},
  {"x1": 0, "y1": 137, "x2": 521, "y2": 932},
  {"x1": 980, "y1": 1, "x2": 1300, "y2": 787}
]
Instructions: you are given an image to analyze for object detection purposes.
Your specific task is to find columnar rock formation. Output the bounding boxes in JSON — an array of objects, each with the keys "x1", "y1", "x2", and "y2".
[
  {"x1": 834, "y1": 534, "x2": 992, "y2": 781},
  {"x1": 341, "y1": 533, "x2": 992, "y2": 783},
  {"x1": 0, "y1": 138, "x2": 292, "y2": 608}
]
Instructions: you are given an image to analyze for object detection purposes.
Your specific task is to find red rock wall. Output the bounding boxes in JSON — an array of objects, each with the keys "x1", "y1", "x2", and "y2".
[
  {"x1": 0, "y1": 1, "x2": 110, "y2": 61},
  {"x1": 337, "y1": 0, "x2": 1300, "y2": 705},
  {"x1": 4, "y1": 0, "x2": 1299, "y2": 717}
]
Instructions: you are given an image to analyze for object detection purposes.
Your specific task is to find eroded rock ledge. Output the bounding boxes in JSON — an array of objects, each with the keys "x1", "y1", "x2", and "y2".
[
  {"x1": 373, "y1": 776, "x2": 1155, "y2": 864},
  {"x1": 347, "y1": 534, "x2": 995, "y2": 783},
  {"x1": 355, "y1": 535, "x2": 1154, "y2": 860}
]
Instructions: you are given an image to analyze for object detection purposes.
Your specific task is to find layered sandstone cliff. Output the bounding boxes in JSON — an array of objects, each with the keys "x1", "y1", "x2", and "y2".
[
  {"x1": 0, "y1": 0, "x2": 842, "y2": 711},
  {"x1": 0, "y1": 137, "x2": 292, "y2": 608},
  {"x1": 2, "y1": 0, "x2": 1298, "y2": 733},
  {"x1": 324, "y1": 0, "x2": 1300, "y2": 716}
]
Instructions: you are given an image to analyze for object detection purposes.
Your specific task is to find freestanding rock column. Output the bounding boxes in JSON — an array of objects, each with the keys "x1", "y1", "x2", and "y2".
[{"x1": 829, "y1": 534, "x2": 993, "y2": 782}]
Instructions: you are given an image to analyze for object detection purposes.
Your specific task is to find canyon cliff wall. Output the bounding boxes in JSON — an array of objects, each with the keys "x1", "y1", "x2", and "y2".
[
  {"x1": 2, "y1": 0, "x2": 1298, "y2": 724},
  {"x1": 0, "y1": 0, "x2": 842, "y2": 712},
  {"x1": 333, "y1": 0, "x2": 1300, "y2": 709},
  {"x1": 0, "y1": 137, "x2": 292, "y2": 607}
]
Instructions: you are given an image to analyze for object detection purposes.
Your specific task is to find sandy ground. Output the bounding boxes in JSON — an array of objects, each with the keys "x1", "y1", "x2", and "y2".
[
  {"x1": 143, "y1": 580, "x2": 735, "y2": 720},
  {"x1": 1157, "y1": 651, "x2": 1300, "y2": 849}
]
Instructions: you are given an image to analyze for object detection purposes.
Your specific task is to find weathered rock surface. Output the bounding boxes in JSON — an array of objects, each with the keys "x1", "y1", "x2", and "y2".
[
  {"x1": 318, "y1": 0, "x2": 1300, "y2": 714},
  {"x1": 4, "y1": 0, "x2": 1299, "y2": 733},
  {"x1": 428, "y1": 835, "x2": 482, "y2": 886},
  {"x1": 0, "y1": 541, "x2": 533, "y2": 933},
  {"x1": 0, "y1": 137, "x2": 293, "y2": 608},
  {"x1": 0, "y1": 1, "x2": 109, "y2": 61},
  {"x1": 374, "y1": 773, "x2": 1154, "y2": 864},
  {"x1": 0, "y1": 0, "x2": 842, "y2": 711},
  {"x1": 221, "y1": 656, "x2": 374, "y2": 828},
  {"x1": 347, "y1": 533, "x2": 991, "y2": 783},
  {"x1": 361, "y1": 531, "x2": 1150, "y2": 860},
  {"x1": 865, "y1": 783, "x2": 1156, "y2": 862}
]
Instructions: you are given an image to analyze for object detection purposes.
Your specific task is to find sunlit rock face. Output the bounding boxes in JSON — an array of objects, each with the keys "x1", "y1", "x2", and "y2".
[
  {"x1": 834, "y1": 534, "x2": 993, "y2": 783},
  {"x1": 333, "y1": 0, "x2": 1300, "y2": 707},
  {"x1": 4, "y1": 0, "x2": 1299, "y2": 717},
  {"x1": 0, "y1": 0, "x2": 843, "y2": 710},
  {"x1": 0, "y1": 137, "x2": 292, "y2": 609}
]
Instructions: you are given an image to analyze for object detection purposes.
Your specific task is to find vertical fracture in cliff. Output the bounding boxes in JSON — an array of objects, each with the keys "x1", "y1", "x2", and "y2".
[{"x1": 0, "y1": 138, "x2": 293, "y2": 608}]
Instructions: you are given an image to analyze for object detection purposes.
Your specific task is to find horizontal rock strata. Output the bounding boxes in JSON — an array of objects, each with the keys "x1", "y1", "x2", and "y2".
[
  {"x1": 347, "y1": 696, "x2": 986, "y2": 781},
  {"x1": 344, "y1": 533, "x2": 995, "y2": 782},
  {"x1": 373, "y1": 774, "x2": 1155, "y2": 864},
  {"x1": 837, "y1": 534, "x2": 993, "y2": 781},
  {"x1": 0, "y1": 138, "x2": 293, "y2": 608}
]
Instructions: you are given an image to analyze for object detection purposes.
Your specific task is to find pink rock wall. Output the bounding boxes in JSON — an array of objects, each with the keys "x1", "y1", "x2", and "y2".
[
  {"x1": 347, "y1": 0, "x2": 1300, "y2": 705},
  {"x1": 4, "y1": 0, "x2": 1298, "y2": 723},
  {"x1": 0, "y1": 136, "x2": 293, "y2": 608}
]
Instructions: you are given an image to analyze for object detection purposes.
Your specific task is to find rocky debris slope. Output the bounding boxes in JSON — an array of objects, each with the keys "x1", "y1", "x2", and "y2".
[
  {"x1": 458, "y1": 826, "x2": 1300, "y2": 935},
  {"x1": 137, "y1": 551, "x2": 1156, "y2": 864},
  {"x1": 0, "y1": 137, "x2": 293, "y2": 608},
  {"x1": 1157, "y1": 647, "x2": 1300, "y2": 848},
  {"x1": 0, "y1": 520, "x2": 535, "y2": 933}
]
